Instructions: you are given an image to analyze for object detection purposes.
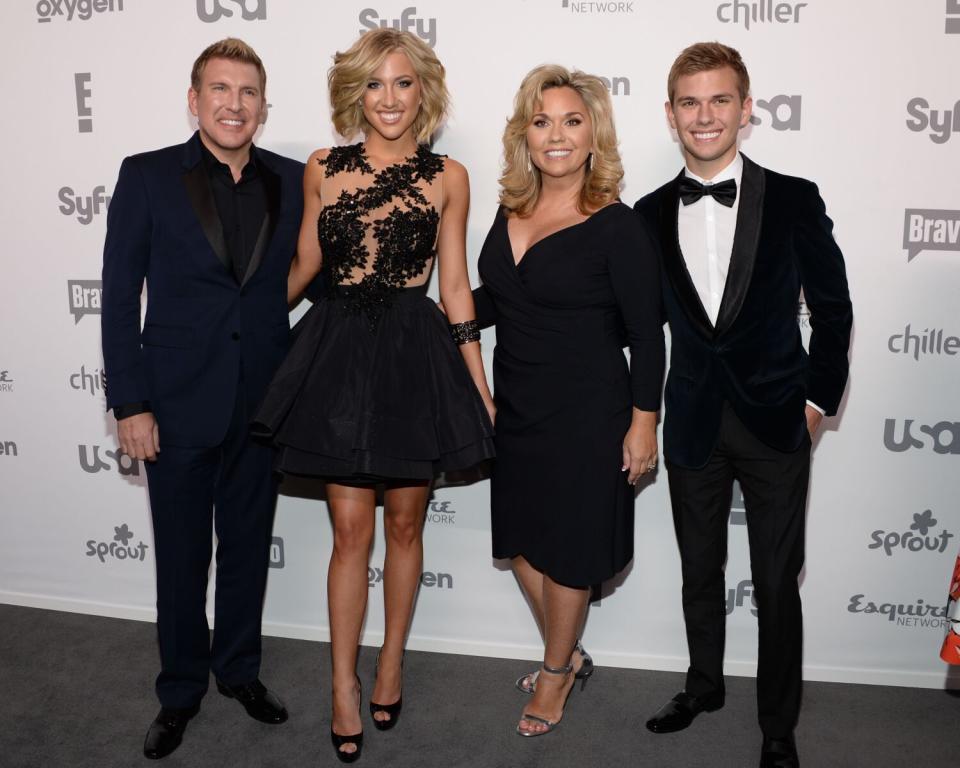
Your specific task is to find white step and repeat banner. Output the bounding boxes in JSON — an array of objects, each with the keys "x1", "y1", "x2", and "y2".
[{"x1": 1, "y1": 1, "x2": 957, "y2": 689}]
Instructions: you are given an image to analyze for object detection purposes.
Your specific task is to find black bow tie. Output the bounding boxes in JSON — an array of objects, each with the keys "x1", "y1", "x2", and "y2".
[{"x1": 679, "y1": 176, "x2": 737, "y2": 207}]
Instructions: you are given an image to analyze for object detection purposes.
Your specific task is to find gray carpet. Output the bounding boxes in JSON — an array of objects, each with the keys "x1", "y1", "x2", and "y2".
[{"x1": 0, "y1": 603, "x2": 955, "y2": 767}]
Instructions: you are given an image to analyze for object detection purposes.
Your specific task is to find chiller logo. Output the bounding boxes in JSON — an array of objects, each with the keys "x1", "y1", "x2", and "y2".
[
  {"x1": 869, "y1": 510, "x2": 954, "y2": 557},
  {"x1": 749, "y1": 95, "x2": 801, "y2": 131},
  {"x1": 368, "y1": 568, "x2": 452, "y2": 589},
  {"x1": 902, "y1": 209, "x2": 960, "y2": 261},
  {"x1": 37, "y1": 0, "x2": 124, "y2": 24},
  {"x1": 848, "y1": 593, "x2": 948, "y2": 629},
  {"x1": 68, "y1": 280, "x2": 102, "y2": 324},
  {"x1": 78, "y1": 444, "x2": 140, "y2": 475},
  {"x1": 70, "y1": 365, "x2": 106, "y2": 397},
  {"x1": 561, "y1": 0, "x2": 637, "y2": 15},
  {"x1": 726, "y1": 579, "x2": 758, "y2": 616},
  {"x1": 196, "y1": 0, "x2": 266, "y2": 22},
  {"x1": 360, "y1": 7, "x2": 436, "y2": 48},
  {"x1": 883, "y1": 419, "x2": 960, "y2": 455},
  {"x1": 86, "y1": 523, "x2": 149, "y2": 563},
  {"x1": 888, "y1": 325, "x2": 959, "y2": 360},
  {"x1": 59, "y1": 186, "x2": 110, "y2": 224},
  {"x1": 426, "y1": 499, "x2": 456, "y2": 525},
  {"x1": 0, "y1": 370, "x2": 12, "y2": 393},
  {"x1": 0, "y1": 440, "x2": 18, "y2": 457},
  {"x1": 717, "y1": 0, "x2": 806, "y2": 29},
  {"x1": 269, "y1": 536, "x2": 285, "y2": 568},
  {"x1": 905, "y1": 98, "x2": 959, "y2": 144}
]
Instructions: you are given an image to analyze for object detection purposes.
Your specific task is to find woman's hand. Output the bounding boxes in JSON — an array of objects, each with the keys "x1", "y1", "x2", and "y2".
[
  {"x1": 622, "y1": 409, "x2": 658, "y2": 485},
  {"x1": 483, "y1": 395, "x2": 497, "y2": 427}
]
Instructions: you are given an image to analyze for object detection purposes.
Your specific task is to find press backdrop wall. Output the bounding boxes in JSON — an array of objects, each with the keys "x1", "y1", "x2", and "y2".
[{"x1": 1, "y1": 0, "x2": 958, "y2": 690}]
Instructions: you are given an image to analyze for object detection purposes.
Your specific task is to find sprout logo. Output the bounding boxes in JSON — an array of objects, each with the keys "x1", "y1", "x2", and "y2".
[
  {"x1": 869, "y1": 510, "x2": 954, "y2": 557},
  {"x1": 86, "y1": 523, "x2": 149, "y2": 564}
]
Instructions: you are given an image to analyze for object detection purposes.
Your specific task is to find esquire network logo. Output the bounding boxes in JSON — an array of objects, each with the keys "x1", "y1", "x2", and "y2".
[
  {"x1": 884, "y1": 419, "x2": 960, "y2": 455},
  {"x1": 0, "y1": 440, "x2": 18, "y2": 457},
  {"x1": 869, "y1": 510, "x2": 954, "y2": 557},
  {"x1": 426, "y1": 499, "x2": 456, "y2": 525},
  {"x1": 903, "y1": 209, "x2": 960, "y2": 261},
  {"x1": 906, "y1": 98, "x2": 960, "y2": 143},
  {"x1": 86, "y1": 523, "x2": 148, "y2": 563},
  {"x1": 196, "y1": 0, "x2": 265, "y2": 22},
  {"x1": 37, "y1": 0, "x2": 123, "y2": 23},
  {"x1": 749, "y1": 95, "x2": 801, "y2": 131},
  {"x1": 360, "y1": 8, "x2": 436, "y2": 47},
  {"x1": 848, "y1": 594, "x2": 948, "y2": 629},
  {"x1": 0, "y1": 370, "x2": 13, "y2": 393},
  {"x1": 888, "y1": 325, "x2": 959, "y2": 360},
  {"x1": 68, "y1": 280, "x2": 102, "y2": 323},
  {"x1": 368, "y1": 568, "x2": 452, "y2": 589},
  {"x1": 716, "y1": 0, "x2": 806, "y2": 29},
  {"x1": 78, "y1": 444, "x2": 140, "y2": 475},
  {"x1": 560, "y1": 0, "x2": 637, "y2": 14},
  {"x1": 59, "y1": 186, "x2": 110, "y2": 224}
]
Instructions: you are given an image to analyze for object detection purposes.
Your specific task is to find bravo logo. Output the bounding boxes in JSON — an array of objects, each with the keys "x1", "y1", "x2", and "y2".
[
  {"x1": 902, "y1": 209, "x2": 960, "y2": 261},
  {"x1": 68, "y1": 280, "x2": 101, "y2": 324},
  {"x1": 359, "y1": 7, "x2": 436, "y2": 48}
]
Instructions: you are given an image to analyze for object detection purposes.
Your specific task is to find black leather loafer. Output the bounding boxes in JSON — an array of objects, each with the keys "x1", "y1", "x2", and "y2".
[
  {"x1": 216, "y1": 679, "x2": 288, "y2": 724},
  {"x1": 760, "y1": 734, "x2": 799, "y2": 767},
  {"x1": 143, "y1": 703, "x2": 200, "y2": 759},
  {"x1": 645, "y1": 691, "x2": 723, "y2": 733}
]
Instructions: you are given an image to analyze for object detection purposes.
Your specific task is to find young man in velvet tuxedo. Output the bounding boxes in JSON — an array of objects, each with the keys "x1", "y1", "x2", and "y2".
[
  {"x1": 634, "y1": 43, "x2": 852, "y2": 768},
  {"x1": 101, "y1": 39, "x2": 304, "y2": 759}
]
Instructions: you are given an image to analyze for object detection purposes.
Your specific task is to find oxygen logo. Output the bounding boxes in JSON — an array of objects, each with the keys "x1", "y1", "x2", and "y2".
[
  {"x1": 78, "y1": 444, "x2": 140, "y2": 476},
  {"x1": 561, "y1": 0, "x2": 637, "y2": 14},
  {"x1": 869, "y1": 510, "x2": 954, "y2": 557},
  {"x1": 717, "y1": 0, "x2": 806, "y2": 29},
  {"x1": 196, "y1": 0, "x2": 266, "y2": 22},
  {"x1": 887, "y1": 325, "x2": 960, "y2": 360},
  {"x1": 883, "y1": 419, "x2": 960, "y2": 455},
  {"x1": 37, "y1": 0, "x2": 124, "y2": 23},
  {"x1": 269, "y1": 536, "x2": 285, "y2": 569},
  {"x1": 749, "y1": 95, "x2": 801, "y2": 131},
  {"x1": 726, "y1": 579, "x2": 758, "y2": 616},
  {"x1": 0, "y1": 370, "x2": 12, "y2": 393},
  {"x1": 902, "y1": 209, "x2": 960, "y2": 261},
  {"x1": 368, "y1": 567, "x2": 452, "y2": 589},
  {"x1": 70, "y1": 365, "x2": 106, "y2": 397},
  {"x1": 58, "y1": 186, "x2": 110, "y2": 224},
  {"x1": 598, "y1": 76, "x2": 630, "y2": 97},
  {"x1": 68, "y1": 280, "x2": 102, "y2": 324},
  {"x1": 0, "y1": 441, "x2": 18, "y2": 457},
  {"x1": 906, "y1": 98, "x2": 960, "y2": 144},
  {"x1": 359, "y1": 7, "x2": 436, "y2": 48},
  {"x1": 86, "y1": 523, "x2": 149, "y2": 564},
  {"x1": 848, "y1": 593, "x2": 948, "y2": 629}
]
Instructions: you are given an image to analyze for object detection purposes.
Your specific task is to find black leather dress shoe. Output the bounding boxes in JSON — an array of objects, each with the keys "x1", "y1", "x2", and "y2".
[
  {"x1": 645, "y1": 691, "x2": 723, "y2": 733},
  {"x1": 760, "y1": 734, "x2": 799, "y2": 768},
  {"x1": 216, "y1": 679, "x2": 288, "y2": 724},
  {"x1": 143, "y1": 704, "x2": 200, "y2": 760}
]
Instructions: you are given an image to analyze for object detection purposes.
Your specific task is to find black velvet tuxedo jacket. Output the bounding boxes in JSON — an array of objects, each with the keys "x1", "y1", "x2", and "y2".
[
  {"x1": 634, "y1": 154, "x2": 852, "y2": 469},
  {"x1": 101, "y1": 132, "x2": 304, "y2": 447}
]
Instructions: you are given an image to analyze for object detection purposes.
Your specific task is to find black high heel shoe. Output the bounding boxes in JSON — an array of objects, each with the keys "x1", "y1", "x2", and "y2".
[
  {"x1": 369, "y1": 648, "x2": 403, "y2": 731},
  {"x1": 331, "y1": 677, "x2": 363, "y2": 763},
  {"x1": 515, "y1": 640, "x2": 594, "y2": 694}
]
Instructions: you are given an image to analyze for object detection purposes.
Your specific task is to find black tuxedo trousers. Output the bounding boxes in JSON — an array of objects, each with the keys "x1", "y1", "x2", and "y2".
[{"x1": 666, "y1": 403, "x2": 810, "y2": 738}]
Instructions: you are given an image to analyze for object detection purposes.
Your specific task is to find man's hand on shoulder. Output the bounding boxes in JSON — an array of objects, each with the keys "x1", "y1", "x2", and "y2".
[{"x1": 118, "y1": 412, "x2": 160, "y2": 461}]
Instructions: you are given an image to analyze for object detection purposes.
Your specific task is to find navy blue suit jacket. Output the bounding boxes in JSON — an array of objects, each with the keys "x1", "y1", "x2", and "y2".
[
  {"x1": 634, "y1": 155, "x2": 852, "y2": 469},
  {"x1": 102, "y1": 132, "x2": 304, "y2": 447}
]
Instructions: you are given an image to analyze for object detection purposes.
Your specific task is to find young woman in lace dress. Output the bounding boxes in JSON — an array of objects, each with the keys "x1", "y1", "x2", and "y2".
[{"x1": 253, "y1": 29, "x2": 494, "y2": 762}]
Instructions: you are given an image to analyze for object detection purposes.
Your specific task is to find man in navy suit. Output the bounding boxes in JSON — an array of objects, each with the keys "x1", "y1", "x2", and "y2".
[
  {"x1": 634, "y1": 43, "x2": 852, "y2": 768},
  {"x1": 101, "y1": 38, "x2": 304, "y2": 760}
]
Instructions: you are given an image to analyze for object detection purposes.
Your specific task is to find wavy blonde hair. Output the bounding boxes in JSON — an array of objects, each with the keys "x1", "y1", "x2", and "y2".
[
  {"x1": 328, "y1": 29, "x2": 448, "y2": 143},
  {"x1": 500, "y1": 65, "x2": 623, "y2": 217}
]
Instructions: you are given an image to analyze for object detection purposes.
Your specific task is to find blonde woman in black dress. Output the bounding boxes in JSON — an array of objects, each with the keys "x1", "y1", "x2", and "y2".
[{"x1": 473, "y1": 65, "x2": 664, "y2": 736}]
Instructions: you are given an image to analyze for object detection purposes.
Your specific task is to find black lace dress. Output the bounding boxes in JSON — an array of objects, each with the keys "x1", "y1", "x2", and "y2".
[{"x1": 253, "y1": 144, "x2": 495, "y2": 480}]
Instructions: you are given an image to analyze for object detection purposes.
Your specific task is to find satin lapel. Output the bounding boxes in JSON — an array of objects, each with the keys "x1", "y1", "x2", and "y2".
[
  {"x1": 659, "y1": 171, "x2": 714, "y2": 339},
  {"x1": 714, "y1": 154, "x2": 765, "y2": 338},
  {"x1": 181, "y1": 163, "x2": 230, "y2": 273},
  {"x1": 241, "y1": 159, "x2": 281, "y2": 286}
]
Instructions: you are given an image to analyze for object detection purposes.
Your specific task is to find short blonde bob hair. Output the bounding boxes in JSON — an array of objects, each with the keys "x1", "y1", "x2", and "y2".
[
  {"x1": 328, "y1": 29, "x2": 448, "y2": 143},
  {"x1": 500, "y1": 65, "x2": 623, "y2": 217}
]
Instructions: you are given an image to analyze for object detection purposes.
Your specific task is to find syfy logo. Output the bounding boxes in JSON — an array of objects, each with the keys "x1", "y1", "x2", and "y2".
[
  {"x1": 561, "y1": 1, "x2": 636, "y2": 14},
  {"x1": 0, "y1": 440, "x2": 18, "y2": 457},
  {"x1": 598, "y1": 76, "x2": 630, "y2": 97},
  {"x1": 949, "y1": 0, "x2": 960, "y2": 33},
  {"x1": 78, "y1": 444, "x2": 140, "y2": 476},
  {"x1": 426, "y1": 499, "x2": 456, "y2": 525},
  {"x1": 86, "y1": 523, "x2": 149, "y2": 564},
  {"x1": 726, "y1": 579, "x2": 758, "y2": 616},
  {"x1": 883, "y1": 419, "x2": 960, "y2": 455},
  {"x1": 360, "y1": 8, "x2": 436, "y2": 48},
  {"x1": 68, "y1": 280, "x2": 101, "y2": 324},
  {"x1": 869, "y1": 509, "x2": 954, "y2": 557},
  {"x1": 37, "y1": 0, "x2": 124, "y2": 24},
  {"x1": 269, "y1": 536, "x2": 285, "y2": 569},
  {"x1": 0, "y1": 370, "x2": 12, "y2": 393},
  {"x1": 75, "y1": 73, "x2": 92, "y2": 133},
  {"x1": 902, "y1": 209, "x2": 960, "y2": 261},
  {"x1": 196, "y1": 0, "x2": 266, "y2": 22},
  {"x1": 848, "y1": 593, "x2": 948, "y2": 629},
  {"x1": 59, "y1": 186, "x2": 110, "y2": 224},
  {"x1": 717, "y1": 0, "x2": 806, "y2": 29},
  {"x1": 368, "y1": 568, "x2": 452, "y2": 589},
  {"x1": 70, "y1": 365, "x2": 106, "y2": 397},
  {"x1": 749, "y1": 95, "x2": 801, "y2": 131},
  {"x1": 905, "y1": 98, "x2": 960, "y2": 144},
  {"x1": 888, "y1": 325, "x2": 959, "y2": 361}
]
